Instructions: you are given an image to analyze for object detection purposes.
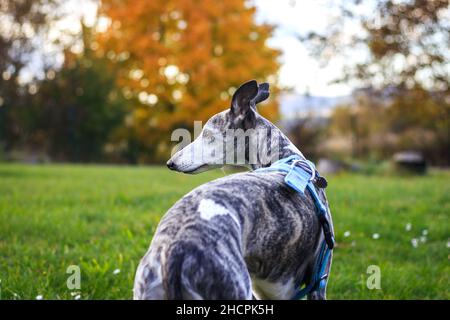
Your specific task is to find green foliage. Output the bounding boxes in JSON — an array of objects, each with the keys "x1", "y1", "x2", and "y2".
[
  {"x1": 0, "y1": 0, "x2": 62, "y2": 150},
  {"x1": 1, "y1": 24, "x2": 129, "y2": 162},
  {"x1": 30, "y1": 51, "x2": 128, "y2": 162},
  {"x1": 0, "y1": 164, "x2": 448, "y2": 299}
]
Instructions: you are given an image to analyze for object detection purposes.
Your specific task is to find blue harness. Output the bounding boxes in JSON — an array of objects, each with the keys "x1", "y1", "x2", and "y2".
[{"x1": 254, "y1": 155, "x2": 335, "y2": 299}]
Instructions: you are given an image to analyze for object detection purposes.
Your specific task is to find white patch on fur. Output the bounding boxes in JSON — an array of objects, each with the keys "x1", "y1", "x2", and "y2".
[
  {"x1": 197, "y1": 199, "x2": 240, "y2": 227},
  {"x1": 251, "y1": 276, "x2": 295, "y2": 300}
]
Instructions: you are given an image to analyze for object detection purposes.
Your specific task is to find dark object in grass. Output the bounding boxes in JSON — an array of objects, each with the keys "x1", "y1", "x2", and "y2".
[{"x1": 393, "y1": 151, "x2": 427, "y2": 174}]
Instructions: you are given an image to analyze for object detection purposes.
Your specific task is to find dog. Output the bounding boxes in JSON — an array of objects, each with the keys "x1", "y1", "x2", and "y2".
[{"x1": 133, "y1": 80, "x2": 333, "y2": 300}]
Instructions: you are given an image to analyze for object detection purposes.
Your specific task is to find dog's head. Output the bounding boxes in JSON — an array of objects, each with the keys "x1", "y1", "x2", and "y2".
[{"x1": 167, "y1": 80, "x2": 272, "y2": 174}]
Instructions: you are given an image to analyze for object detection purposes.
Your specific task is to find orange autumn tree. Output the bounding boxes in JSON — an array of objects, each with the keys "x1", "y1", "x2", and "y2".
[{"x1": 97, "y1": 0, "x2": 280, "y2": 162}]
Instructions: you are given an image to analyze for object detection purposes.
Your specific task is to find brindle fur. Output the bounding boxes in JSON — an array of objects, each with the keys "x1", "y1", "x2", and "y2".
[{"x1": 133, "y1": 80, "x2": 333, "y2": 300}]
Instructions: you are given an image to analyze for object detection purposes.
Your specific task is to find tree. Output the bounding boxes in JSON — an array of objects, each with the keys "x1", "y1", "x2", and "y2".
[
  {"x1": 97, "y1": 0, "x2": 280, "y2": 162},
  {"x1": 28, "y1": 24, "x2": 128, "y2": 162},
  {"x1": 300, "y1": 0, "x2": 450, "y2": 164},
  {"x1": 300, "y1": 0, "x2": 449, "y2": 91},
  {"x1": 0, "y1": 0, "x2": 61, "y2": 150}
]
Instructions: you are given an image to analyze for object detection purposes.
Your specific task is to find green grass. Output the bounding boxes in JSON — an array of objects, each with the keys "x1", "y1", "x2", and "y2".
[{"x1": 0, "y1": 164, "x2": 448, "y2": 300}]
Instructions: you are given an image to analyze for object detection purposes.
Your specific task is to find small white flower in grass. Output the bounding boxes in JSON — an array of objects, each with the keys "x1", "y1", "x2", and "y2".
[
  {"x1": 74, "y1": 294, "x2": 81, "y2": 300},
  {"x1": 113, "y1": 268, "x2": 121, "y2": 275},
  {"x1": 405, "y1": 223, "x2": 412, "y2": 231},
  {"x1": 422, "y1": 229, "x2": 428, "y2": 236},
  {"x1": 420, "y1": 236, "x2": 427, "y2": 243},
  {"x1": 447, "y1": 241, "x2": 450, "y2": 249},
  {"x1": 411, "y1": 238, "x2": 419, "y2": 248},
  {"x1": 36, "y1": 295, "x2": 43, "y2": 300},
  {"x1": 343, "y1": 231, "x2": 351, "y2": 238},
  {"x1": 372, "y1": 233, "x2": 380, "y2": 240}
]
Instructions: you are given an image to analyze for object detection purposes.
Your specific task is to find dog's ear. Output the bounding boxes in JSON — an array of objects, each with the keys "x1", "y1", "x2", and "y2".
[
  {"x1": 230, "y1": 80, "x2": 258, "y2": 129},
  {"x1": 252, "y1": 82, "x2": 270, "y2": 107}
]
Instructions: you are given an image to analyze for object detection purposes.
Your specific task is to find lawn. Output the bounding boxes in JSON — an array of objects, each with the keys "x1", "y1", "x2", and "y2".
[{"x1": 0, "y1": 163, "x2": 448, "y2": 300}]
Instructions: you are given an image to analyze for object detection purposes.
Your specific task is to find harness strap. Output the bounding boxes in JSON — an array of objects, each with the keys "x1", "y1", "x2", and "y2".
[
  {"x1": 254, "y1": 155, "x2": 334, "y2": 299},
  {"x1": 291, "y1": 241, "x2": 332, "y2": 300}
]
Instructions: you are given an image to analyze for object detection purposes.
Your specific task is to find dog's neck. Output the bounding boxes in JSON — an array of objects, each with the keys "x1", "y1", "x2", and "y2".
[{"x1": 250, "y1": 117, "x2": 305, "y2": 170}]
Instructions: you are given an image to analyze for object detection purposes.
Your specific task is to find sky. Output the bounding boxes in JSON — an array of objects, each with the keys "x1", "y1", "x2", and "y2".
[{"x1": 253, "y1": 0, "x2": 354, "y2": 97}]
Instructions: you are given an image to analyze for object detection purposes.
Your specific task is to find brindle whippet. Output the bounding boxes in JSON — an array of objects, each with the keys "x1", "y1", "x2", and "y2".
[{"x1": 133, "y1": 80, "x2": 334, "y2": 300}]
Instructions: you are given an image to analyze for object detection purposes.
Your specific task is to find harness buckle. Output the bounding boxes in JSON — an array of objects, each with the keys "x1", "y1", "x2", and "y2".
[
  {"x1": 318, "y1": 215, "x2": 335, "y2": 250},
  {"x1": 314, "y1": 175, "x2": 328, "y2": 189}
]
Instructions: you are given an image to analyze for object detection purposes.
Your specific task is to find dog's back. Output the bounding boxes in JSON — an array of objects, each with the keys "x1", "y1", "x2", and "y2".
[{"x1": 134, "y1": 171, "x2": 324, "y2": 299}]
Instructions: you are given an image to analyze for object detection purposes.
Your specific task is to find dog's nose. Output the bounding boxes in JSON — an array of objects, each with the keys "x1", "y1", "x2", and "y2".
[{"x1": 167, "y1": 159, "x2": 175, "y2": 170}]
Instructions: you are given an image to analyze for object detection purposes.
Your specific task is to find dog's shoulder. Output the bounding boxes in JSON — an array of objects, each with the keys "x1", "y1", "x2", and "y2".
[
  {"x1": 165, "y1": 171, "x2": 287, "y2": 209},
  {"x1": 210, "y1": 170, "x2": 286, "y2": 186},
  {"x1": 193, "y1": 170, "x2": 287, "y2": 196}
]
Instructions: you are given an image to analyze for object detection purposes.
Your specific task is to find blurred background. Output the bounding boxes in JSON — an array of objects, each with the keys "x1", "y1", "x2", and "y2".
[
  {"x1": 0, "y1": 0, "x2": 449, "y2": 300},
  {"x1": 0, "y1": 0, "x2": 449, "y2": 168}
]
